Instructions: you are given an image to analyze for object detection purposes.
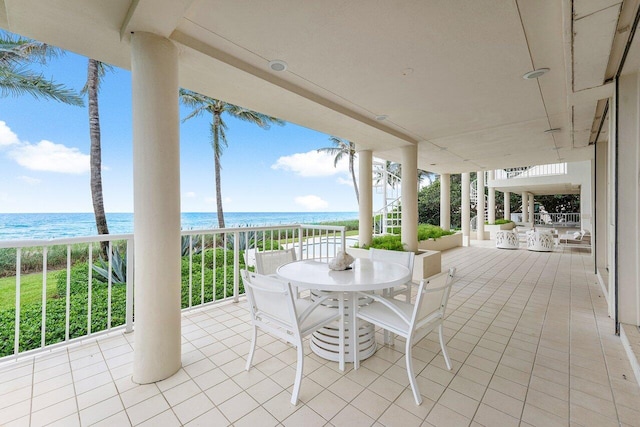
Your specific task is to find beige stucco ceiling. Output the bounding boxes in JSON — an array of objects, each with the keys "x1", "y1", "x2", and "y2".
[{"x1": 0, "y1": 0, "x2": 629, "y2": 174}]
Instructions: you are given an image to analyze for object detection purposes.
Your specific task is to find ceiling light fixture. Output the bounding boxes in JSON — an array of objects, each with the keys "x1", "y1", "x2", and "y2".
[
  {"x1": 544, "y1": 128, "x2": 561, "y2": 134},
  {"x1": 268, "y1": 60, "x2": 288, "y2": 72},
  {"x1": 375, "y1": 115, "x2": 388, "y2": 121},
  {"x1": 522, "y1": 68, "x2": 550, "y2": 79}
]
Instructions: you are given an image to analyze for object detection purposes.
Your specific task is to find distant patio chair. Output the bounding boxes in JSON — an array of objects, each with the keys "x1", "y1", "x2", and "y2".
[
  {"x1": 496, "y1": 230, "x2": 519, "y2": 249},
  {"x1": 255, "y1": 248, "x2": 296, "y2": 276}
]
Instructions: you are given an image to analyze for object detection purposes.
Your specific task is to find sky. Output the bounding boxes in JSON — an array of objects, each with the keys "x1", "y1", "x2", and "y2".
[{"x1": 0, "y1": 33, "x2": 363, "y2": 213}]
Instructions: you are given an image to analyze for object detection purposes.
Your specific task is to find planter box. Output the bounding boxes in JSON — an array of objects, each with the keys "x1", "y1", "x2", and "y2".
[
  {"x1": 346, "y1": 247, "x2": 441, "y2": 281},
  {"x1": 417, "y1": 232, "x2": 462, "y2": 252},
  {"x1": 485, "y1": 222, "x2": 515, "y2": 239}
]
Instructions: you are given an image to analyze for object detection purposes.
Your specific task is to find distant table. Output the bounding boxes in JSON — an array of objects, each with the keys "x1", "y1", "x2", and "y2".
[{"x1": 277, "y1": 258, "x2": 411, "y2": 369}]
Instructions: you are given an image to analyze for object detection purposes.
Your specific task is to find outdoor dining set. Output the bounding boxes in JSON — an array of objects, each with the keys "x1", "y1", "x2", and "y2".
[
  {"x1": 495, "y1": 227, "x2": 590, "y2": 252},
  {"x1": 241, "y1": 248, "x2": 456, "y2": 406}
]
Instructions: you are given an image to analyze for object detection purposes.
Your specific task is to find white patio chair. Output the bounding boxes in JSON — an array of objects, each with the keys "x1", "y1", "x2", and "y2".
[
  {"x1": 255, "y1": 248, "x2": 296, "y2": 275},
  {"x1": 369, "y1": 247, "x2": 415, "y2": 302},
  {"x1": 353, "y1": 268, "x2": 456, "y2": 405},
  {"x1": 241, "y1": 270, "x2": 342, "y2": 405}
]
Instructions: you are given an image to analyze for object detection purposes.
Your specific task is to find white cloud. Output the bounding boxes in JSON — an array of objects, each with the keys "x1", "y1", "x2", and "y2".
[
  {"x1": 295, "y1": 195, "x2": 329, "y2": 210},
  {"x1": 17, "y1": 175, "x2": 41, "y2": 185},
  {"x1": 336, "y1": 176, "x2": 353, "y2": 187},
  {"x1": 0, "y1": 121, "x2": 19, "y2": 146},
  {"x1": 271, "y1": 150, "x2": 349, "y2": 177},
  {"x1": 184, "y1": 191, "x2": 196, "y2": 198},
  {"x1": 8, "y1": 140, "x2": 89, "y2": 174}
]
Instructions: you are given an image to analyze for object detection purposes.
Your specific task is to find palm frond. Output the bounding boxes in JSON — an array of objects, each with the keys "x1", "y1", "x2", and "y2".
[
  {"x1": 0, "y1": 66, "x2": 84, "y2": 106},
  {"x1": 81, "y1": 59, "x2": 114, "y2": 95}
]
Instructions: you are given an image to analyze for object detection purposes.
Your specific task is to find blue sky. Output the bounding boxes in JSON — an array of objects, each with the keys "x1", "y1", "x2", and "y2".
[{"x1": 0, "y1": 35, "x2": 361, "y2": 213}]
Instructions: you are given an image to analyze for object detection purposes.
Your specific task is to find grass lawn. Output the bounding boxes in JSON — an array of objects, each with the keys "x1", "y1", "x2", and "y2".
[{"x1": 0, "y1": 271, "x2": 59, "y2": 311}]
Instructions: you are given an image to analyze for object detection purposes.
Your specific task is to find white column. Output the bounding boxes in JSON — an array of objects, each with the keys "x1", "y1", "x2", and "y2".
[
  {"x1": 461, "y1": 173, "x2": 470, "y2": 246},
  {"x1": 487, "y1": 170, "x2": 495, "y2": 224},
  {"x1": 528, "y1": 193, "x2": 535, "y2": 226},
  {"x1": 504, "y1": 191, "x2": 511, "y2": 220},
  {"x1": 358, "y1": 150, "x2": 373, "y2": 247},
  {"x1": 522, "y1": 192, "x2": 529, "y2": 223},
  {"x1": 476, "y1": 171, "x2": 485, "y2": 240},
  {"x1": 131, "y1": 32, "x2": 182, "y2": 384},
  {"x1": 401, "y1": 145, "x2": 418, "y2": 252},
  {"x1": 440, "y1": 173, "x2": 451, "y2": 230}
]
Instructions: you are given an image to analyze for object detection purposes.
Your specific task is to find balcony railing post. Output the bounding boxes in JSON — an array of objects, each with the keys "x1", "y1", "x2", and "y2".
[
  {"x1": 14, "y1": 248, "x2": 21, "y2": 356},
  {"x1": 233, "y1": 231, "x2": 240, "y2": 303}
]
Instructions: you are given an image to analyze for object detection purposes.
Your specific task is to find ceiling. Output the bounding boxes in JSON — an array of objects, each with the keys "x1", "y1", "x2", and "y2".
[{"x1": 0, "y1": 0, "x2": 630, "y2": 174}]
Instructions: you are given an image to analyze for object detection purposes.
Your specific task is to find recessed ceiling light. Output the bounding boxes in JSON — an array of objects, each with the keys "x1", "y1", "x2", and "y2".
[
  {"x1": 522, "y1": 68, "x2": 550, "y2": 79},
  {"x1": 402, "y1": 68, "x2": 414, "y2": 76},
  {"x1": 439, "y1": 147, "x2": 448, "y2": 151},
  {"x1": 375, "y1": 115, "x2": 388, "y2": 121},
  {"x1": 544, "y1": 128, "x2": 561, "y2": 133},
  {"x1": 268, "y1": 60, "x2": 288, "y2": 72}
]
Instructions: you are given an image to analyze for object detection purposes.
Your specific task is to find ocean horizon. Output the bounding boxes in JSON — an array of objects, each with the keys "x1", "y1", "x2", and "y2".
[{"x1": 0, "y1": 212, "x2": 359, "y2": 240}]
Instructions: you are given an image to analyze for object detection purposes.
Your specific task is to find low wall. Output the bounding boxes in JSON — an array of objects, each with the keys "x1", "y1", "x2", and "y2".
[
  {"x1": 346, "y1": 247, "x2": 442, "y2": 281},
  {"x1": 417, "y1": 232, "x2": 463, "y2": 252}
]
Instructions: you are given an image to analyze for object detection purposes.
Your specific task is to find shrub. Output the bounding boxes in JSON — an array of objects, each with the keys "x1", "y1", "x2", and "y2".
[
  {"x1": 0, "y1": 261, "x2": 126, "y2": 357},
  {"x1": 417, "y1": 224, "x2": 455, "y2": 240},
  {"x1": 359, "y1": 235, "x2": 405, "y2": 251}
]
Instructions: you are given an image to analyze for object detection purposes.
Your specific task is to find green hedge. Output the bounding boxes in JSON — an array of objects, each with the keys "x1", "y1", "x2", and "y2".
[{"x1": 0, "y1": 248, "x2": 250, "y2": 358}]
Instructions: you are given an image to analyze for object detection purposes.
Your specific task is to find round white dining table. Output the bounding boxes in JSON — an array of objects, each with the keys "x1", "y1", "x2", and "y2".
[{"x1": 276, "y1": 258, "x2": 411, "y2": 368}]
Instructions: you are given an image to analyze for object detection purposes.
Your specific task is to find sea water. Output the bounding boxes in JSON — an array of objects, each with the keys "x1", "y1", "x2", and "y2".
[{"x1": 0, "y1": 212, "x2": 358, "y2": 240}]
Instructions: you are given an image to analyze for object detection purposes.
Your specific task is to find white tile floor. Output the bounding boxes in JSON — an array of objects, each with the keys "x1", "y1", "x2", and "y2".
[{"x1": 1, "y1": 245, "x2": 639, "y2": 427}]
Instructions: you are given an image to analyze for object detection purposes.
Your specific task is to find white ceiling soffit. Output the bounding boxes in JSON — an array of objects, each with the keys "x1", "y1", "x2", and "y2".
[
  {"x1": 0, "y1": 0, "x2": 624, "y2": 174},
  {"x1": 492, "y1": 182, "x2": 581, "y2": 195}
]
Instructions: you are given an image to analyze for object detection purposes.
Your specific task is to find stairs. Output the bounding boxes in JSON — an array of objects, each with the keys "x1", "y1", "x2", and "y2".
[
  {"x1": 373, "y1": 162, "x2": 402, "y2": 235},
  {"x1": 470, "y1": 178, "x2": 488, "y2": 231}
]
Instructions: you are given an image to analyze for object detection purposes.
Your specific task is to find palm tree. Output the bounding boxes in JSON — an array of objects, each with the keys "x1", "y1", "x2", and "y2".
[
  {"x1": 377, "y1": 161, "x2": 435, "y2": 188},
  {"x1": 82, "y1": 59, "x2": 113, "y2": 256},
  {"x1": 179, "y1": 89, "x2": 284, "y2": 228},
  {"x1": 0, "y1": 34, "x2": 83, "y2": 105},
  {"x1": 317, "y1": 137, "x2": 359, "y2": 203}
]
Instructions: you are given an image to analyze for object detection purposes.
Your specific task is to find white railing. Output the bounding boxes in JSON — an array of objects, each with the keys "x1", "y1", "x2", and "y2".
[
  {"x1": 533, "y1": 212, "x2": 580, "y2": 226},
  {"x1": 374, "y1": 197, "x2": 401, "y2": 235},
  {"x1": 494, "y1": 163, "x2": 567, "y2": 180},
  {"x1": 0, "y1": 224, "x2": 346, "y2": 362}
]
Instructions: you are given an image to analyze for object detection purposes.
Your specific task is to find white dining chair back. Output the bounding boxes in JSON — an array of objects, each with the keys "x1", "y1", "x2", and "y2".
[
  {"x1": 369, "y1": 247, "x2": 415, "y2": 301},
  {"x1": 241, "y1": 270, "x2": 342, "y2": 405},
  {"x1": 255, "y1": 248, "x2": 296, "y2": 275},
  {"x1": 354, "y1": 268, "x2": 456, "y2": 405}
]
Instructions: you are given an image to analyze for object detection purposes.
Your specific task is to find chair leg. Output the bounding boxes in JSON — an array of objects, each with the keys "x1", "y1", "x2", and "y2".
[
  {"x1": 438, "y1": 323, "x2": 452, "y2": 370},
  {"x1": 351, "y1": 293, "x2": 360, "y2": 370},
  {"x1": 290, "y1": 343, "x2": 304, "y2": 405},
  {"x1": 245, "y1": 325, "x2": 258, "y2": 371},
  {"x1": 405, "y1": 336, "x2": 422, "y2": 405}
]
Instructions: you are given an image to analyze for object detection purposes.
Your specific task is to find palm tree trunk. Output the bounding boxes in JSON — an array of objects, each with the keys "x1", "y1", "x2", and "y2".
[
  {"x1": 350, "y1": 155, "x2": 359, "y2": 204},
  {"x1": 87, "y1": 59, "x2": 109, "y2": 257},
  {"x1": 213, "y1": 112, "x2": 225, "y2": 228}
]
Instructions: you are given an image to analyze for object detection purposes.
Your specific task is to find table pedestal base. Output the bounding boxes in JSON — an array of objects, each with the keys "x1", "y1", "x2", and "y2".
[{"x1": 309, "y1": 291, "x2": 377, "y2": 363}]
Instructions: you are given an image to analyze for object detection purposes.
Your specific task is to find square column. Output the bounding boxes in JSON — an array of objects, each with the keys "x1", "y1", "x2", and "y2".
[
  {"x1": 358, "y1": 150, "x2": 373, "y2": 247},
  {"x1": 131, "y1": 32, "x2": 182, "y2": 384},
  {"x1": 440, "y1": 173, "x2": 451, "y2": 230}
]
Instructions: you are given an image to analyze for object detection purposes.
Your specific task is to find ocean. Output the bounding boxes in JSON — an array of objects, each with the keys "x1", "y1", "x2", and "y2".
[{"x1": 0, "y1": 212, "x2": 359, "y2": 240}]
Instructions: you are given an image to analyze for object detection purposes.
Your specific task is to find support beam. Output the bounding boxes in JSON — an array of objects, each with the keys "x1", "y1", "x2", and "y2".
[
  {"x1": 477, "y1": 171, "x2": 485, "y2": 240},
  {"x1": 131, "y1": 32, "x2": 181, "y2": 384},
  {"x1": 462, "y1": 173, "x2": 470, "y2": 246},
  {"x1": 401, "y1": 145, "x2": 418, "y2": 252},
  {"x1": 358, "y1": 150, "x2": 373, "y2": 247},
  {"x1": 440, "y1": 173, "x2": 451, "y2": 230}
]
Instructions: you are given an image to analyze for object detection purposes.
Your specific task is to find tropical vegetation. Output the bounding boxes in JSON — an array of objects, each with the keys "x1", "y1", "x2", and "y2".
[
  {"x1": 0, "y1": 32, "x2": 83, "y2": 105},
  {"x1": 179, "y1": 89, "x2": 284, "y2": 228},
  {"x1": 317, "y1": 136, "x2": 359, "y2": 203}
]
